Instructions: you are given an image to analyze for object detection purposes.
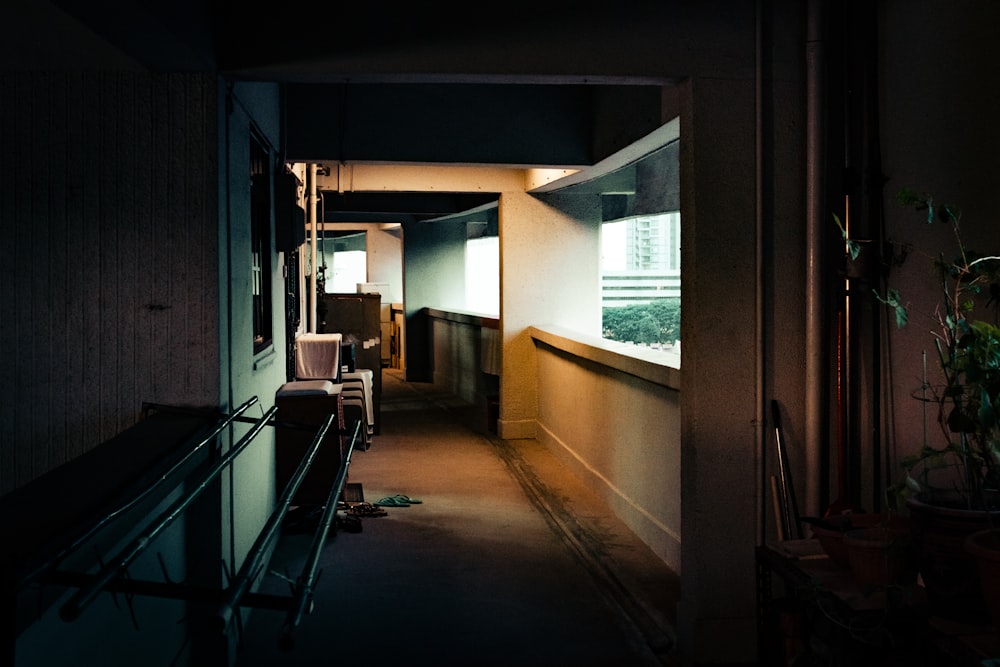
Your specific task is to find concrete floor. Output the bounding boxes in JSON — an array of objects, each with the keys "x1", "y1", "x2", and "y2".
[{"x1": 234, "y1": 369, "x2": 681, "y2": 666}]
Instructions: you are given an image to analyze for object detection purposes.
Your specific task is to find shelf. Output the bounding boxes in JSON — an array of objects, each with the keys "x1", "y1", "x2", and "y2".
[{"x1": 756, "y1": 540, "x2": 1000, "y2": 665}]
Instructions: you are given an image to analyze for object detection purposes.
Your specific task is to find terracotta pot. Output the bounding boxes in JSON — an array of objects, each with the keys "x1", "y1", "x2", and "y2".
[
  {"x1": 907, "y1": 493, "x2": 1000, "y2": 623},
  {"x1": 843, "y1": 523, "x2": 915, "y2": 587},
  {"x1": 808, "y1": 513, "x2": 884, "y2": 568},
  {"x1": 964, "y1": 528, "x2": 1000, "y2": 633}
]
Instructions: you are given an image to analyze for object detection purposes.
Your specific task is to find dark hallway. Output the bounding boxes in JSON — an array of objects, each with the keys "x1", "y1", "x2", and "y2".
[{"x1": 233, "y1": 369, "x2": 681, "y2": 666}]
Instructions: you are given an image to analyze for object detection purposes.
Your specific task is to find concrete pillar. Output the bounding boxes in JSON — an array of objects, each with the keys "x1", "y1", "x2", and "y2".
[
  {"x1": 497, "y1": 190, "x2": 602, "y2": 440},
  {"x1": 676, "y1": 75, "x2": 759, "y2": 665}
]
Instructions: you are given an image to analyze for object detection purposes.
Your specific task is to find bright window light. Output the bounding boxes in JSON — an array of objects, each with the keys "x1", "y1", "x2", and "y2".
[{"x1": 466, "y1": 236, "x2": 499, "y2": 315}]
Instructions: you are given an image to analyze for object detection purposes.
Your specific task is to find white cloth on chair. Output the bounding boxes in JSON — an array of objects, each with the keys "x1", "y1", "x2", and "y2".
[{"x1": 294, "y1": 333, "x2": 342, "y2": 381}]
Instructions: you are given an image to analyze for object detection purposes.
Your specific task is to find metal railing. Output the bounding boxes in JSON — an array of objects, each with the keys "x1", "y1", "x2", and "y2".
[{"x1": 40, "y1": 397, "x2": 362, "y2": 650}]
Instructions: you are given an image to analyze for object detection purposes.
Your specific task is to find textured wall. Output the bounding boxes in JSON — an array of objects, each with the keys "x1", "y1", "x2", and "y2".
[{"x1": 0, "y1": 73, "x2": 219, "y2": 494}]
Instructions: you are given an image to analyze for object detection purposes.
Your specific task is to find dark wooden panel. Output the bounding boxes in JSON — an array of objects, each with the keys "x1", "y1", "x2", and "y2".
[
  {"x1": 0, "y1": 73, "x2": 220, "y2": 495},
  {"x1": 78, "y1": 71, "x2": 104, "y2": 461},
  {"x1": 0, "y1": 74, "x2": 14, "y2": 492}
]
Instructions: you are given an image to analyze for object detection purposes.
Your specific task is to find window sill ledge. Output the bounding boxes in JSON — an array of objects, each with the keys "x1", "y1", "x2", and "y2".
[
  {"x1": 529, "y1": 325, "x2": 680, "y2": 390},
  {"x1": 253, "y1": 346, "x2": 277, "y2": 371}
]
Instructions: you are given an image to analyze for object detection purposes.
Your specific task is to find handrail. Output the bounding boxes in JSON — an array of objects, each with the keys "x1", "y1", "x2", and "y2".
[
  {"x1": 279, "y1": 418, "x2": 362, "y2": 649},
  {"x1": 59, "y1": 405, "x2": 278, "y2": 622},
  {"x1": 25, "y1": 397, "x2": 259, "y2": 584},
  {"x1": 213, "y1": 412, "x2": 338, "y2": 632},
  {"x1": 49, "y1": 396, "x2": 361, "y2": 646}
]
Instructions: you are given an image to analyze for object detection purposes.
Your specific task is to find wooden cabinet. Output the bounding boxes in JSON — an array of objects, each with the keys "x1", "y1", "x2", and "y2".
[{"x1": 317, "y1": 293, "x2": 381, "y2": 433}]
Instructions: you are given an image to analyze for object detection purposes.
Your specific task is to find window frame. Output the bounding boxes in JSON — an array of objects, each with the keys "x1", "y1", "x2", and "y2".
[{"x1": 250, "y1": 132, "x2": 274, "y2": 355}]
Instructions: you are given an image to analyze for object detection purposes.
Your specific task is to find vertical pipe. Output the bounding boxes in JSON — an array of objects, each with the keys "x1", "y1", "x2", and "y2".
[
  {"x1": 804, "y1": 0, "x2": 827, "y2": 519},
  {"x1": 308, "y1": 163, "x2": 318, "y2": 333},
  {"x1": 754, "y1": 0, "x2": 766, "y2": 545}
]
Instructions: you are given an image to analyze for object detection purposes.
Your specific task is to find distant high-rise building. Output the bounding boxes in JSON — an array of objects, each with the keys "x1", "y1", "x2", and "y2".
[{"x1": 602, "y1": 212, "x2": 680, "y2": 307}]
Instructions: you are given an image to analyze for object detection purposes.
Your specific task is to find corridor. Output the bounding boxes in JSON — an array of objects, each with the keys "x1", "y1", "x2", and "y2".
[{"x1": 233, "y1": 369, "x2": 681, "y2": 666}]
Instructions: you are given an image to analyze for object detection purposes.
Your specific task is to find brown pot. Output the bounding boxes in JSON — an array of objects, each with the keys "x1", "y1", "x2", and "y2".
[
  {"x1": 907, "y1": 493, "x2": 1000, "y2": 624},
  {"x1": 843, "y1": 519, "x2": 915, "y2": 587},
  {"x1": 808, "y1": 513, "x2": 884, "y2": 568},
  {"x1": 964, "y1": 528, "x2": 1000, "y2": 633}
]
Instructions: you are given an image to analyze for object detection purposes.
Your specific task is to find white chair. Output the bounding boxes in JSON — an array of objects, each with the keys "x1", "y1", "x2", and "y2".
[{"x1": 340, "y1": 370, "x2": 374, "y2": 450}]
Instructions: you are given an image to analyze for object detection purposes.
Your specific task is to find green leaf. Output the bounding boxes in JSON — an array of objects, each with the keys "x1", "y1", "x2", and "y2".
[
  {"x1": 894, "y1": 304, "x2": 908, "y2": 329},
  {"x1": 833, "y1": 213, "x2": 861, "y2": 260},
  {"x1": 833, "y1": 212, "x2": 846, "y2": 236},
  {"x1": 895, "y1": 187, "x2": 921, "y2": 207},
  {"x1": 873, "y1": 288, "x2": 909, "y2": 328},
  {"x1": 939, "y1": 203, "x2": 961, "y2": 225},
  {"x1": 923, "y1": 452, "x2": 950, "y2": 470},
  {"x1": 980, "y1": 387, "x2": 997, "y2": 431}
]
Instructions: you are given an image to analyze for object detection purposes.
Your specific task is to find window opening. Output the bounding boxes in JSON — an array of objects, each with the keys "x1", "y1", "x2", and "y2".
[
  {"x1": 465, "y1": 235, "x2": 499, "y2": 315},
  {"x1": 601, "y1": 211, "x2": 680, "y2": 358},
  {"x1": 319, "y1": 230, "x2": 367, "y2": 293},
  {"x1": 250, "y1": 133, "x2": 273, "y2": 354}
]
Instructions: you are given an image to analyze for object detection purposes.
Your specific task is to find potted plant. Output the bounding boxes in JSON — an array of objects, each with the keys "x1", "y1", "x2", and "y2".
[
  {"x1": 963, "y1": 527, "x2": 1000, "y2": 633},
  {"x1": 871, "y1": 187, "x2": 1000, "y2": 623}
]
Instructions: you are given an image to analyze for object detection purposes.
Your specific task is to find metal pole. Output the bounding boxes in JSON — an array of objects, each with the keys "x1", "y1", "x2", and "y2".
[
  {"x1": 308, "y1": 163, "x2": 318, "y2": 333},
  {"x1": 279, "y1": 420, "x2": 362, "y2": 649},
  {"x1": 804, "y1": 0, "x2": 828, "y2": 520},
  {"x1": 59, "y1": 405, "x2": 278, "y2": 622},
  {"x1": 214, "y1": 413, "x2": 337, "y2": 631},
  {"x1": 29, "y1": 397, "x2": 258, "y2": 584}
]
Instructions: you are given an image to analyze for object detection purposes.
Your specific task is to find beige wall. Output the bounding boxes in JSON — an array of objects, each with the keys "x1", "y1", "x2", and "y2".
[
  {"x1": 425, "y1": 316, "x2": 682, "y2": 571},
  {"x1": 534, "y1": 335, "x2": 682, "y2": 569},
  {"x1": 497, "y1": 191, "x2": 602, "y2": 440}
]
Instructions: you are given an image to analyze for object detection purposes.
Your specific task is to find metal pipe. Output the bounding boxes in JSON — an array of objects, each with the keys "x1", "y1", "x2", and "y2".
[
  {"x1": 279, "y1": 419, "x2": 362, "y2": 650},
  {"x1": 804, "y1": 0, "x2": 827, "y2": 520},
  {"x1": 754, "y1": 0, "x2": 766, "y2": 546},
  {"x1": 59, "y1": 405, "x2": 278, "y2": 622},
  {"x1": 28, "y1": 397, "x2": 259, "y2": 584},
  {"x1": 46, "y1": 569, "x2": 294, "y2": 612},
  {"x1": 308, "y1": 163, "x2": 318, "y2": 333},
  {"x1": 214, "y1": 412, "x2": 337, "y2": 631}
]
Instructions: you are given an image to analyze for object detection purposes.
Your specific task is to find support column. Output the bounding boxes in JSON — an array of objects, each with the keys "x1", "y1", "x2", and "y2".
[
  {"x1": 676, "y1": 74, "x2": 759, "y2": 665},
  {"x1": 497, "y1": 190, "x2": 602, "y2": 440}
]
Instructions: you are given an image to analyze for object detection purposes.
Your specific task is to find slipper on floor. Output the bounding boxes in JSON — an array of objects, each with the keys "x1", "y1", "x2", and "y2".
[
  {"x1": 347, "y1": 502, "x2": 388, "y2": 517},
  {"x1": 391, "y1": 494, "x2": 422, "y2": 504},
  {"x1": 374, "y1": 496, "x2": 410, "y2": 507}
]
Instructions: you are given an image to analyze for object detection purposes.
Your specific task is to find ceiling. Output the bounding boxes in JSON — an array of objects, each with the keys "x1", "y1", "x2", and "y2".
[{"x1": 46, "y1": 0, "x2": 679, "y2": 224}]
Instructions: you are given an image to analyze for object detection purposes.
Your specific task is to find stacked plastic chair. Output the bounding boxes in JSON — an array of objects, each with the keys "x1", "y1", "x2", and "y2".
[
  {"x1": 294, "y1": 333, "x2": 373, "y2": 451},
  {"x1": 340, "y1": 369, "x2": 374, "y2": 450},
  {"x1": 274, "y1": 333, "x2": 347, "y2": 504}
]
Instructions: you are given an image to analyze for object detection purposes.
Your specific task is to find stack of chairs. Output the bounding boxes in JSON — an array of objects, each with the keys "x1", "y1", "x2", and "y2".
[
  {"x1": 340, "y1": 369, "x2": 374, "y2": 450},
  {"x1": 272, "y1": 333, "x2": 347, "y2": 504},
  {"x1": 294, "y1": 333, "x2": 373, "y2": 451}
]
